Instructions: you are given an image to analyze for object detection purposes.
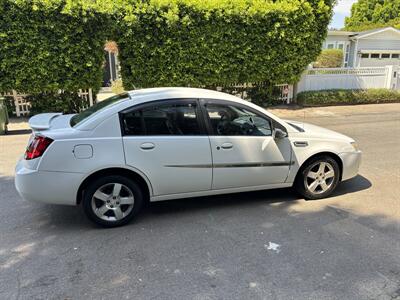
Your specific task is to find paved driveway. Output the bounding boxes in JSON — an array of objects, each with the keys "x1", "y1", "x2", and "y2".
[{"x1": 0, "y1": 104, "x2": 399, "y2": 299}]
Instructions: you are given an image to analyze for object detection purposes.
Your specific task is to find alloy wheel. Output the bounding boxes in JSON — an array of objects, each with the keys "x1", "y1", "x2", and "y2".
[
  {"x1": 304, "y1": 161, "x2": 335, "y2": 195},
  {"x1": 91, "y1": 183, "x2": 135, "y2": 222}
]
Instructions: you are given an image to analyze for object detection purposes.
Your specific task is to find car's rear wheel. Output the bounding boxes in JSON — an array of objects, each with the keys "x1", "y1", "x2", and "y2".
[
  {"x1": 295, "y1": 156, "x2": 340, "y2": 200},
  {"x1": 82, "y1": 175, "x2": 144, "y2": 227}
]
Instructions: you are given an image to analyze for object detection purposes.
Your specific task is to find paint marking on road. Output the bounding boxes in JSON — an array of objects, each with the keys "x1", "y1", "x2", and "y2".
[{"x1": 265, "y1": 242, "x2": 281, "y2": 253}]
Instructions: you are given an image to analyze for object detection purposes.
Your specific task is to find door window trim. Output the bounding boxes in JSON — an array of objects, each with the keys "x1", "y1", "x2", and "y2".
[
  {"x1": 119, "y1": 98, "x2": 208, "y2": 136},
  {"x1": 199, "y1": 99, "x2": 287, "y2": 136}
]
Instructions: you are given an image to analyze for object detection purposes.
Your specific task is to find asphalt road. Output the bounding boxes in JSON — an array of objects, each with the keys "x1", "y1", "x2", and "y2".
[{"x1": 0, "y1": 104, "x2": 399, "y2": 300}]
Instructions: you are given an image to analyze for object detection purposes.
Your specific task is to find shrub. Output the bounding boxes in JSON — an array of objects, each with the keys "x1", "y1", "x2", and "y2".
[
  {"x1": 0, "y1": 0, "x2": 333, "y2": 113},
  {"x1": 116, "y1": 0, "x2": 334, "y2": 89},
  {"x1": 0, "y1": 0, "x2": 110, "y2": 93},
  {"x1": 313, "y1": 49, "x2": 344, "y2": 68},
  {"x1": 111, "y1": 79, "x2": 125, "y2": 94},
  {"x1": 297, "y1": 89, "x2": 400, "y2": 106},
  {"x1": 28, "y1": 92, "x2": 90, "y2": 115}
]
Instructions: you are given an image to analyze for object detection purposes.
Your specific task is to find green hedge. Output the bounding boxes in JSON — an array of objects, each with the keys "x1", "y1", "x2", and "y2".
[
  {"x1": 116, "y1": 0, "x2": 333, "y2": 89},
  {"x1": 0, "y1": 0, "x2": 110, "y2": 93},
  {"x1": 28, "y1": 92, "x2": 90, "y2": 115},
  {"x1": 0, "y1": 0, "x2": 333, "y2": 108},
  {"x1": 297, "y1": 89, "x2": 400, "y2": 106}
]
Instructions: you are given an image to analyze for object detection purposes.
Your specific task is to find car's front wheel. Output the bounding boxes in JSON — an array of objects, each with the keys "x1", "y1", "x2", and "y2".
[
  {"x1": 295, "y1": 156, "x2": 340, "y2": 200},
  {"x1": 82, "y1": 175, "x2": 144, "y2": 227}
]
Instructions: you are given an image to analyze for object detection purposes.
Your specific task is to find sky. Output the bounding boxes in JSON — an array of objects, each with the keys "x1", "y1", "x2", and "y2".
[{"x1": 330, "y1": 0, "x2": 358, "y2": 29}]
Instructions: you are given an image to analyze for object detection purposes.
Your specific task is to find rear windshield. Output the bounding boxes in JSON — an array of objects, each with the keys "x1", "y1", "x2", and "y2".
[{"x1": 70, "y1": 93, "x2": 129, "y2": 127}]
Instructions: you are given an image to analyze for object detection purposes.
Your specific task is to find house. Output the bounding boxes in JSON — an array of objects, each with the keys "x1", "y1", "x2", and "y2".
[{"x1": 323, "y1": 27, "x2": 400, "y2": 68}]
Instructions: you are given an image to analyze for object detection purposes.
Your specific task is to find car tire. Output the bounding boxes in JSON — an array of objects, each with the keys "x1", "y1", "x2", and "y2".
[
  {"x1": 82, "y1": 175, "x2": 144, "y2": 227},
  {"x1": 295, "y1": 155, "x2": 340, "y2": 200}
]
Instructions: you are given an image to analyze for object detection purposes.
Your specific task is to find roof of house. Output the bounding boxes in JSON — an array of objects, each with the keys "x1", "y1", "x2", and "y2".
[
  {"x1": 350, "y1": 26, "x2": 400, "y2": 39},
  {"x1": 328, "y1": 26, "x2": 400, "y2": 39}
]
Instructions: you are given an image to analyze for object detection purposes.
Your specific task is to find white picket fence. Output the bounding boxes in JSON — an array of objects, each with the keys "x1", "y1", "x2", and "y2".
[
  {"x1": 1, "y1": 89, "x2": 93, "y2": 117},
  {"x1": 297, "y1": 65, "x2": 399, "y2": 93}
]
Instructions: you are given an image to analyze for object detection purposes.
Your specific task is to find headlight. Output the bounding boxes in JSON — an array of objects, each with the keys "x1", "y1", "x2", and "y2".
[{"x1": 350, "y1": 142, "x2": 359, "y2": 151}]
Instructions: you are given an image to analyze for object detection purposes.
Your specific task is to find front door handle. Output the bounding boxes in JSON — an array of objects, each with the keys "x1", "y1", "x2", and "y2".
[
  {"x1": 140, "y1": 142, "x2": 155, "y2": 150},
  {"x1": 221, "y1": 142, "x2": 233, "y2": 150}
]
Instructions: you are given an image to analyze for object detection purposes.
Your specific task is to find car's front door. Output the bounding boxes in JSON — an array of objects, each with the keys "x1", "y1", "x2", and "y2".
[
  {"x1": 121, "y1": 99, "x2": 212, "y2": 196},
  {"x1": 202, "y1": 100, "x2": 292, "y2": 190}
]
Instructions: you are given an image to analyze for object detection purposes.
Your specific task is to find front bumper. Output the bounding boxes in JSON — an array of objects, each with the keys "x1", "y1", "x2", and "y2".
[
  {"x1": 15, "y1": 159, "x2": 82, "y2": 206},
  {"x1": 339, "y1": 151, "x2": 362, "y2": 181}
]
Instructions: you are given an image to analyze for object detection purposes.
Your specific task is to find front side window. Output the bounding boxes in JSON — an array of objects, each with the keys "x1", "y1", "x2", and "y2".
[
  {"x1": 122, "y1": 102, "x2": 201, "y2": 135},
  {"x1": 205, "y1": 103, "x2": 272, "y2": 136},
  {"x1": 371, "y1": 53, "x2": 380, "y2": 59}
]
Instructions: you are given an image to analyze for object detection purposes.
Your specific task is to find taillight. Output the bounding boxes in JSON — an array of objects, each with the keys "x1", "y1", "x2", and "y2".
[{"x1": 25, "y1": 135, "x2": 53, "y2": 160}]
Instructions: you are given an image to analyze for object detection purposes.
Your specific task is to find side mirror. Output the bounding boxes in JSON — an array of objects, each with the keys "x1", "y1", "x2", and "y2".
[{"x1": 273, "y1": 128, "x2": 288, "y2": 139}]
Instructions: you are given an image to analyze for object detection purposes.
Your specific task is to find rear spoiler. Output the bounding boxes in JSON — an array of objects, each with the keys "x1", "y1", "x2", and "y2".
[{"x1": 28, "y1": 113, "x2": 62, "y2": 130}]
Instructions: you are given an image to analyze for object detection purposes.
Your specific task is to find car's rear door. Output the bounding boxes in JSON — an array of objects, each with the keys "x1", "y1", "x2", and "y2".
[
  {"x1": 202, "y1": 99, "x2": 292, "y2": 190},
  {"x1": 120, "y1": 99, "x2": 212, "y2": 196}
]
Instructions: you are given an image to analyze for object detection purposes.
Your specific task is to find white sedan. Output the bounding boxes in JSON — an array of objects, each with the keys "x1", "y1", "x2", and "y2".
[{"x1": 15, "y1": 88, "x2": 361, "y2": 227}]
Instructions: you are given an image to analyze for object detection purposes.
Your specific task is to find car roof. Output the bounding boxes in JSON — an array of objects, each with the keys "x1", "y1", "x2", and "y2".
[
  {"x1": 127, "y1": 87, "x2": 241, "y2": 103},
  {"x1": 76, "y1": 87, "x2": 293, "y2": 132}
]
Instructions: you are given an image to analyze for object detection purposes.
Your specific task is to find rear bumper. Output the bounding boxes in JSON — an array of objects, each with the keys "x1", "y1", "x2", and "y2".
[
  {"x1": 15, "y1": 159, "x2": 81, "y2": 206},
  {"x1": 339, "y1": 151, "x2": 362, "y2": 181}
]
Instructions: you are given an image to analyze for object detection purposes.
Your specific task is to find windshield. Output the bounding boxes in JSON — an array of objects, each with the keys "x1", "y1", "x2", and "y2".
[{"x1": 70, "y1": 93, "x2": 129, "y2": 127}]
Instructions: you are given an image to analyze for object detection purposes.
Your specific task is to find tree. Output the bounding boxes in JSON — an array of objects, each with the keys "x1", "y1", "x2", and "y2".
[
  {"x1": 313, "y1": 49, "x2": 344, "y2": 68},
  {"x1": 345, "y1": 0, "x2": 400, "y2": 31}
]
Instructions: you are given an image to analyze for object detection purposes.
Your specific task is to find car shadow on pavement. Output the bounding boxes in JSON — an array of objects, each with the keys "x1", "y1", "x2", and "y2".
[
  {"x1": 146, "y1": 174, "x2": 372, "y2": 217},
  {"x1": 0, "y1": 174, "x2": 372, "y2": 230},
  {"x1": 328, "y1": 174, "x2": 371, "y2": 198}
]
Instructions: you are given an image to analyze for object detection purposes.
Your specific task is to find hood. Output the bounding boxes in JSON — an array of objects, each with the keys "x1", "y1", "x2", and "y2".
[
  {"x1": 28, "y1": 113, "x2": 75, "y2": 132},
  {"x1": 285, "y1": 120, "x2": 354, "y2": 142}
]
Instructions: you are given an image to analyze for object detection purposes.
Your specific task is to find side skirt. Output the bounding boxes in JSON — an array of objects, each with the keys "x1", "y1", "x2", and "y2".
[{"x1": 150, "y1": 182, "x2": 293, "y2": 202}]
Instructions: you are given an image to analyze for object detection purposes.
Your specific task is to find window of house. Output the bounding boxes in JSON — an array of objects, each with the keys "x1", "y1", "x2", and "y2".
[
  {"x1": 361, "y1": 53, "x2": 369, "y2": 58},
  {"x1": 327, "y1": 44, "x2": 334, "y2": 49},
  {"x1": 205, "y1": 103, "x2": 272, "y2": 136},
  {"x1": 122, "y1": 102, "x2": 202, "y2": 135},
  {"x1": 338, "y1": 44, "x2": 344, "y2": 50},
  {"x1": 381, "y1": 53, "x2": 390, "y2": 59},
  {"x1": 391, "y1": 54, "x2": 399, "y2": 59},
  {"x1": 371, "y1": 53, "x2": 380, "y2": 58}
]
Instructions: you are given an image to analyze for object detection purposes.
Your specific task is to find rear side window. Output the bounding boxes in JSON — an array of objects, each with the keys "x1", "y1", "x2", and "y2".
[{"x1": 122, "y1": 102, "x2": 202, "y2": 135}]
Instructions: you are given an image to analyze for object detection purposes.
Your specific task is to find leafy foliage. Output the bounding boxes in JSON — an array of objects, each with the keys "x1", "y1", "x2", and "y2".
[
  {"x1": 0, "y1": 0, "x2": 110, "y2": 93},
  {"x1": 116, "y1": 0, "x2": 334, "y2": 89},
  {"x1": 313, "y1": 49, "x2": 343, "y2": 68},
  {"x1": 28, "y1": 92, "x2": 90, "y2": 115},
  {"x1": 220, "y1": 83, "x2": 283, "y2": 106},
  {"x1": 345, "y1": 0, "x2": 400, "y2": 31},
  {"x1": 0, "y1": 0, "x2": 334, "y2": 109},
  {"x1": 297, "y1": 89, "x2": 400, "y2": 106},
  {"x1": 111, "y1": 79, "x2": 125, "y2": 94}
]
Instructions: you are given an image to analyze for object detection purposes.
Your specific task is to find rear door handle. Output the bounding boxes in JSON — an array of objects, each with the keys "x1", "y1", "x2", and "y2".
[
  {"x1": 221, "y1": 142, "x2": 233, "y2": 150},
  {"x1": 140, "y1": 142, "x2": 155, "y2": 150}
]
